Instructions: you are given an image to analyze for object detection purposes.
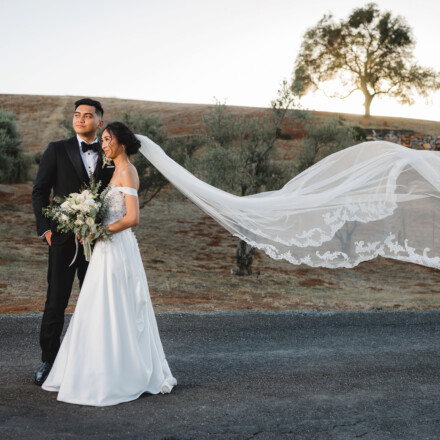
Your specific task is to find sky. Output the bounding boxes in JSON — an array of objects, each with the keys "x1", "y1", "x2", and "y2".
[{"x1": 1, "y1": 0, "x2": 440, "y2": 120}]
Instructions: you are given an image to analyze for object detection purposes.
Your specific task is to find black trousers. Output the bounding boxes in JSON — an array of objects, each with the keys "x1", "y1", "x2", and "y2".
[{"x1": 40, "y1": 235, "x2": 88, "y2": 363}]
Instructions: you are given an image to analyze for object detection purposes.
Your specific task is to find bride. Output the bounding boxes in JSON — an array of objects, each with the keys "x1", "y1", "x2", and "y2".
[{"x1": 42, "y1": 122, "x2": 176, "y2": 406}]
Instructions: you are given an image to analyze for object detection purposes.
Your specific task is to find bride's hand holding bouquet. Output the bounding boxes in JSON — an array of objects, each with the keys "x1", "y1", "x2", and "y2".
[{"x1": 43, "y1": 176, "x2": 112, "y2": 262}]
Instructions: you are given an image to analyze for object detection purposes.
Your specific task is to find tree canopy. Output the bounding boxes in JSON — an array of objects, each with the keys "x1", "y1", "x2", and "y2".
[{"x1": 292, "y1": 2, "x2": 440, "y2": 116}]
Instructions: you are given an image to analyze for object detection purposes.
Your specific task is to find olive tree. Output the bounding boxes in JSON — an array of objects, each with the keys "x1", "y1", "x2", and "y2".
[
  {"x1": 197, "y1": 83, "x2": 296, "y2": 275},
  {"x1": 292, "y1": 3, "x2": 440, "y2": 116}
]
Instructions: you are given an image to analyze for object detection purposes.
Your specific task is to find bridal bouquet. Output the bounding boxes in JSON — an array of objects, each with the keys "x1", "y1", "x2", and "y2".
[{"x1": 43, "y1": 177, "x2": 112, "y2": 262}]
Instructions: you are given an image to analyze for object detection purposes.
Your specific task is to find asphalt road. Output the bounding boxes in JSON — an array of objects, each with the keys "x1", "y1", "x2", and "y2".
[{"x1": 0, "y1": 311, "x2": 439, "y2": 440}]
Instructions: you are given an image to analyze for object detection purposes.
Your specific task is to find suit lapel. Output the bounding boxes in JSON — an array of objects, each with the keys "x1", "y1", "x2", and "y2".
[{"x1": 65, "y1": 136, "x2": 90, "y2": 183}]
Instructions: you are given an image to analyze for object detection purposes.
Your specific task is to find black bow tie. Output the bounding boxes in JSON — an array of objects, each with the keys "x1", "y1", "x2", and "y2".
[{"x1": 81, "y1": 141, "x2": 100, "y2": 153}]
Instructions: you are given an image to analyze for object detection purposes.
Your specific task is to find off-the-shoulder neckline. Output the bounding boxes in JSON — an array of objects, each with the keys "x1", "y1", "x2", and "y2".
[{"x1": 109, "y1": 185, "x2": 138, "y2": 190}]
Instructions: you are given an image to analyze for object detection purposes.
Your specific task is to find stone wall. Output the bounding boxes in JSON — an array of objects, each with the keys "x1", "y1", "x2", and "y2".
[{"x1": 366, "y1": 129, "x2": 440, "y2": 150}]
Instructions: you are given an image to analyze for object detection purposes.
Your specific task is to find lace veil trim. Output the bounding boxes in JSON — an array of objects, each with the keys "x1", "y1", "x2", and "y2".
[{"x1": 136, "y1": 134, "x2": 440, "y2": 269}]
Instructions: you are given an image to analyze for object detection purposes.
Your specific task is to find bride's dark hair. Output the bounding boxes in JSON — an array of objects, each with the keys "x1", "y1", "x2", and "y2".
[{"x1": 103, "y1": 121, "x2": 141, "y2": 155}]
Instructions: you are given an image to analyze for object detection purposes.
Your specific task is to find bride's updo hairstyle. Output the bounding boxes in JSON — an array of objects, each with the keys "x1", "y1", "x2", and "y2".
[{"x1": 104, "y1": 121, "x2": 141, "y2": 155}]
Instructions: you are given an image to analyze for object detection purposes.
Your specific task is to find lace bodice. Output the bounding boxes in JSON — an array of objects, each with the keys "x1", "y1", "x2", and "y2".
[{"x1": 103, "y1": 186, "x2": 138, "y2": 225}]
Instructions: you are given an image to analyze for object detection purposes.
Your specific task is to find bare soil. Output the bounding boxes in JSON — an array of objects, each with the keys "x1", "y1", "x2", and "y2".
[{"x1": 0, "y1": 182, "x2": 439, "y2": 315}]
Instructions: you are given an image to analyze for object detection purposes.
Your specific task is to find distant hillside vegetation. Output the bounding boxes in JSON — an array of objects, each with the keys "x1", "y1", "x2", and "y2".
[{"x1": 1, "y1": 94, "x2": 439, "y2": 153}]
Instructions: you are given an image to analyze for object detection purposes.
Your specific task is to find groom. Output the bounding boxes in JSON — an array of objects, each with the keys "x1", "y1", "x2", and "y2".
[{"x1": 32, "y1": 98, "x2": 114, "y2": 385}]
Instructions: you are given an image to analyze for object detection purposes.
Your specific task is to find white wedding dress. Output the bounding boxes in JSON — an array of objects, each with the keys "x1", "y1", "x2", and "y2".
[{"x1": 42, "y1": 185, "x2": 177, "y2": 406}]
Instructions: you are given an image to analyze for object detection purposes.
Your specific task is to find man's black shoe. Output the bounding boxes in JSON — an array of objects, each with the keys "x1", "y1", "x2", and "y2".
[{"x1": 34, "y1": 361, "x2": 53, "y2": 386}]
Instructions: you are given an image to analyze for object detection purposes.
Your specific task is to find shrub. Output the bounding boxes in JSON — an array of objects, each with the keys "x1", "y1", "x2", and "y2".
[
  {"x1": 0, "y1": 110, "x2": 30, "y2": 183},
  {"x1": 352, "y1": 125, "x2": 367, "y2": 142},
  {"x1": 277, "y1": 132, "x2": 293, "y2": 140},
  {"x1": 296, "y1": 117, "x2": 357, "y2": 174}
]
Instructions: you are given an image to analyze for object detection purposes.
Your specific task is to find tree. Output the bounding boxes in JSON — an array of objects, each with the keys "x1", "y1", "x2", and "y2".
[
  {"x1": 0, "y1": 110, "x2": 30, "y2": 183},
  {"x1": 292, "y1": 2, "x2": 440, "y2": 116},
  {"x1": 198, "y1": 85, "x2": 296, "y2": 275}
]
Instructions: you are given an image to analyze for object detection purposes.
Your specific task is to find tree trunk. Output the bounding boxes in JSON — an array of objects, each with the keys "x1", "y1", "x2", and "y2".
[
  {"x1": 363, "y1": 93, "x2": 373, "y2": 117},
  {"x1": 235, "y1": 238, "x2": 255, "y2": 276}
]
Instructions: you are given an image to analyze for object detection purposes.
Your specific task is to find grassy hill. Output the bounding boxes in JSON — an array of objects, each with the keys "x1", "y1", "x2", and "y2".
[
  {"x1": 1, "y1": 93, "x2": 440, "y2": 153},
  {"x1": 1, "y1": 94, "x2": 440, "y2": 314}
]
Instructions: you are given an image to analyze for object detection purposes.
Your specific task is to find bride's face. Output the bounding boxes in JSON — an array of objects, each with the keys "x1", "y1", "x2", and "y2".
[{"x1": 101, "y1": 129, "x2": 125, "y2": 159}]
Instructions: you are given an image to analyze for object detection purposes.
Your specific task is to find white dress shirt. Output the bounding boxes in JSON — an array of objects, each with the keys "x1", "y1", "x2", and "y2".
[{"x1": 77, "y1": 134, "x2": 99, "y2": 175}]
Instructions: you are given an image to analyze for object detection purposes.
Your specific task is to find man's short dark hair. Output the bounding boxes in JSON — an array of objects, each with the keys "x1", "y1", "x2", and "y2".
[{"x1": 74, "y1": 98, "x2": 104, "y2": 118}]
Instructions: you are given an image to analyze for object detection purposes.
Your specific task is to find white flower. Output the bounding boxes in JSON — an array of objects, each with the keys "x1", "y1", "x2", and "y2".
[
  {"x1": 102, "y1": 153, "x2": 112, "y2": 167},
  {"x1": 60, "y1": 214, "x2": 69, "y2": 222},
  {"x1": 76, "y1": 194, "x2": 86, "y2": 204},
  {"x1": 79, "y1": 203, "x2": 90, "y2": 213},
  {"x1": 75, "y1": 218, "x2": 84, "y2": 226},
  {"x1": 86, "y1": 217, "x2": 95, "y2": 226}
]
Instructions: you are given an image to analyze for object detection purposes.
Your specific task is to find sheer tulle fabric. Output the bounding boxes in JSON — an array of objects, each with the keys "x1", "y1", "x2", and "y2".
[
  {"x1": 42, "y1": 186, "x2": 176, "y2": 406},
  {"x1": 137, "y1": 135, "x2": 440, "y2": 269}
]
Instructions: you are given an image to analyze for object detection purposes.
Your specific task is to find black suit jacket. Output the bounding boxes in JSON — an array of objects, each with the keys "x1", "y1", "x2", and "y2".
[{"x1": 32, "y1": 136, "x2": 114, "y2": 244}]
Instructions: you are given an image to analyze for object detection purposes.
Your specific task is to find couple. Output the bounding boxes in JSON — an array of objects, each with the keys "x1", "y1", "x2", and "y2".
[
  {"x1": 32, "y1": 98, "x2": 176, "y2": 406},
  {"x1": 32, "y1": 97, "x2": 440, "y2": 406}
]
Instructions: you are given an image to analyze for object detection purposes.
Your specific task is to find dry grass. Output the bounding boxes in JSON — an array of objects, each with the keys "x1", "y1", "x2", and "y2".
[
  {"x1": 0, "y1": 94, "x2": 439, "y2": 314},
  {"x1": 1, "y1": 183, "x2": 439, "y2": 314}
]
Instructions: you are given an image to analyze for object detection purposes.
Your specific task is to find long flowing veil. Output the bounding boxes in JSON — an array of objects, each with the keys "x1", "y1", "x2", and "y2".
[{"x1": 136, "y1": 134, "x2": 440, "y2": 269}]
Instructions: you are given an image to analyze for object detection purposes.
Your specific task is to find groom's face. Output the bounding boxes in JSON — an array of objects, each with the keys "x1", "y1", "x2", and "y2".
[{"x1": 73, "y1": 105, "x2": 103, "y2": 138}]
